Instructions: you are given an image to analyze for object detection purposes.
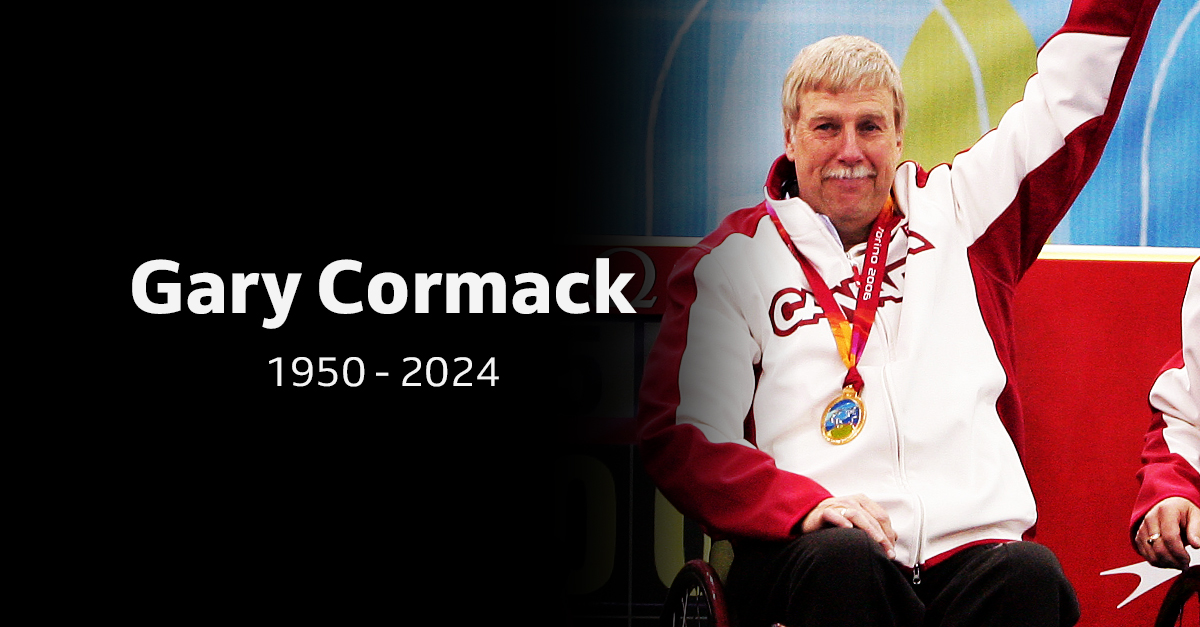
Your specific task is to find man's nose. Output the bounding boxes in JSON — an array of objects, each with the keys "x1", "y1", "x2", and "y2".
[{"x1": 836, "y1": 132, "x2": 865, "y2": 163}]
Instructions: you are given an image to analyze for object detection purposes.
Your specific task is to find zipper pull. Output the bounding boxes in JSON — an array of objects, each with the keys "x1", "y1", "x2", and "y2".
[{"x1": 912, "y1": 563, "x2": 922, "y2": 585}]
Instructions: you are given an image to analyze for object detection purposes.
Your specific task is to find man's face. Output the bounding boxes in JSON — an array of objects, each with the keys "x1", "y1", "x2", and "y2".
[{"x1": 784, "y1": 88, "x2": 902, "y2": 247}]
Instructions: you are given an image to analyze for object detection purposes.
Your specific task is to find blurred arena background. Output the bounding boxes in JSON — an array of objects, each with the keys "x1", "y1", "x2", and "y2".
[{"x1": 570, "y1": 0, "x2": 1199, "y2": 248}]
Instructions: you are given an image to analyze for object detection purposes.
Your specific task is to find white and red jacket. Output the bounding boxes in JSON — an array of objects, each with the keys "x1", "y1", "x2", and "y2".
[
  {"x1": 1132, "y1": 260, "x2": 1200, "y2": 537},
  {"x1": 638, "y1": 0, "x2": 1159, "y2": 570}
]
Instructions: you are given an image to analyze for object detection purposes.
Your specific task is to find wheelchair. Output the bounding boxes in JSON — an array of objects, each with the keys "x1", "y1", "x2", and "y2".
[
  {"x1": 662, "y1": 547, "x2": 1198, "y2": 627},
  {"x1": 660, "y1": 539, "x2": 736, "y2": 627},
  {"x1": 661, "y1": 558, "x2": 733, "y2": 627},
  {"x1": 1155, "y1": 566, "x2": 1199, "y2": 627}
]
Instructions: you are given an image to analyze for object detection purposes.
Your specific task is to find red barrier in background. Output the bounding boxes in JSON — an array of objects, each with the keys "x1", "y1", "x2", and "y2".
[{"x1": 1017, "y1": 256, "x2": 1194, "y2": 626}]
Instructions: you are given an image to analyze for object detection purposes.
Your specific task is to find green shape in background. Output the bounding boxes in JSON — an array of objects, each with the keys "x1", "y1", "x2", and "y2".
[{"x1": 900, "y1": 0, "x2": 1039, "y2": 168}]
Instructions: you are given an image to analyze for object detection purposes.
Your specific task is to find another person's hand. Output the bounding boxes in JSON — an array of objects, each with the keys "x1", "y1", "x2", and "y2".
[
  {"x1": 1135, "y1": 496, "x2": 1200, "y2": 570},
  {"x1": 801, "y1": 493, "x2": 897, "y2": 560}
]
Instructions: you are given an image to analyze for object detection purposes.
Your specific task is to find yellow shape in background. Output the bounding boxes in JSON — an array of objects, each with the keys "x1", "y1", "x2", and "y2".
[{"x1": 900, "y1": 0, "x2": 1038, "y2": 168}]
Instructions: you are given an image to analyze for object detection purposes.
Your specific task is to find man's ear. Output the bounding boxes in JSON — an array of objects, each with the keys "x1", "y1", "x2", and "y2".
[{"x1": 784, "y1": 125, "x2": 796, "y2": 161}]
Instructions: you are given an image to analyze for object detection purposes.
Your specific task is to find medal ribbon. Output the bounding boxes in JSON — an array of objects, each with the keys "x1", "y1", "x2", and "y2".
[{"x1": 765, "y1": 197, "x2": 899, "y2": 393}]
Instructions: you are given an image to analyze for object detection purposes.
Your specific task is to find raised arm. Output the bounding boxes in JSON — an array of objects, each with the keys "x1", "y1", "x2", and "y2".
[{"x1": 931, "y1": 0, "x2": 1160, "y2": 282}]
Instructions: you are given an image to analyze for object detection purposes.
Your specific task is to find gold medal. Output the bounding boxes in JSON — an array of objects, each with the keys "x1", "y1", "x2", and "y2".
[
  {"x1": 821, "y1": 385, "x2": 865, "y2": 444},
  {"x1": 766, "y1": 200, "x2": 896, "y2": 447}
]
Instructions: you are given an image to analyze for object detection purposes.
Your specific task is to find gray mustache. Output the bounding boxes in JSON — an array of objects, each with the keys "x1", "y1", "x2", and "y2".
[{"x1": 823, "y1": 165, "x2": 876, "y2": 179}]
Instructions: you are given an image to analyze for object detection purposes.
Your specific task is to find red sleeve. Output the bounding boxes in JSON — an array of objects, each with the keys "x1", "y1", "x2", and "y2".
[
  {"x1": 636, "y1": 212, "x2": 831, "y2": 542},
  {"x1": 1059, "y1": 0, "x2": 1155, "y2": 37},
  {"x1": 1130, "y1": 362, "x2": 1200, "y2": 541}
]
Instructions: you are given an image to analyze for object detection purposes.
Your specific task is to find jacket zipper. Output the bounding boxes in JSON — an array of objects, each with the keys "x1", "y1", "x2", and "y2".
[
  {"x1": 879, "y1": 322, "x2": 925, "y2": 583},
  {"x1": 851, "y1": 247, "x2": 926, "y2": 582}
]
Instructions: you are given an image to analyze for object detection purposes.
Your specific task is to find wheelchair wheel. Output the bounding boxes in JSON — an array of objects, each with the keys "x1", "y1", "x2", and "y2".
[
  {"x1": 661, "y1": 559, "x2": 732, "y2": 627},
  {"x1": 1155, "y1": 566, "x2": 1199, "y2": 627}
]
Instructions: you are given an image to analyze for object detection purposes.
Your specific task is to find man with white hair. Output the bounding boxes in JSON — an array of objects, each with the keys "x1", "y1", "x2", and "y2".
[{"x1": 637, "y1": 1, "x2": 1162, "y2": 625}]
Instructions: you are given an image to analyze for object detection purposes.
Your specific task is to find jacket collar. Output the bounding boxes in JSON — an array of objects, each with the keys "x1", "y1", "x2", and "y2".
[
  {"x1": 762, "y1": 154, "x2": 907, "y2": 257},
  {"x1": 764, "y1": 154, "x2": 796, "y2": 201}
]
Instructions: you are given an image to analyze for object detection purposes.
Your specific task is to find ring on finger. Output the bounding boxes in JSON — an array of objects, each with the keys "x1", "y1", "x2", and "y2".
[
  {"x1": 1147, "y1": 532, "x2": 1161, "y2": 545},
  {"x1": 838, "y1": 508, "x2": 848, "y2": 517}
]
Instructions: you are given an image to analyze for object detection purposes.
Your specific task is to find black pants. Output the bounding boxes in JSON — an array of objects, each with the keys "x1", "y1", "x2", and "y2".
[{"x1": 725, "y1": 528, "x2": 1080, "y2": 627}]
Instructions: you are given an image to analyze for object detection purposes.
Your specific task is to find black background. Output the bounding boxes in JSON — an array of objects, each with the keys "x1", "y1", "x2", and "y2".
[{"x1": 71, "y1": 6, "x2": 597, "y2": 622}]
